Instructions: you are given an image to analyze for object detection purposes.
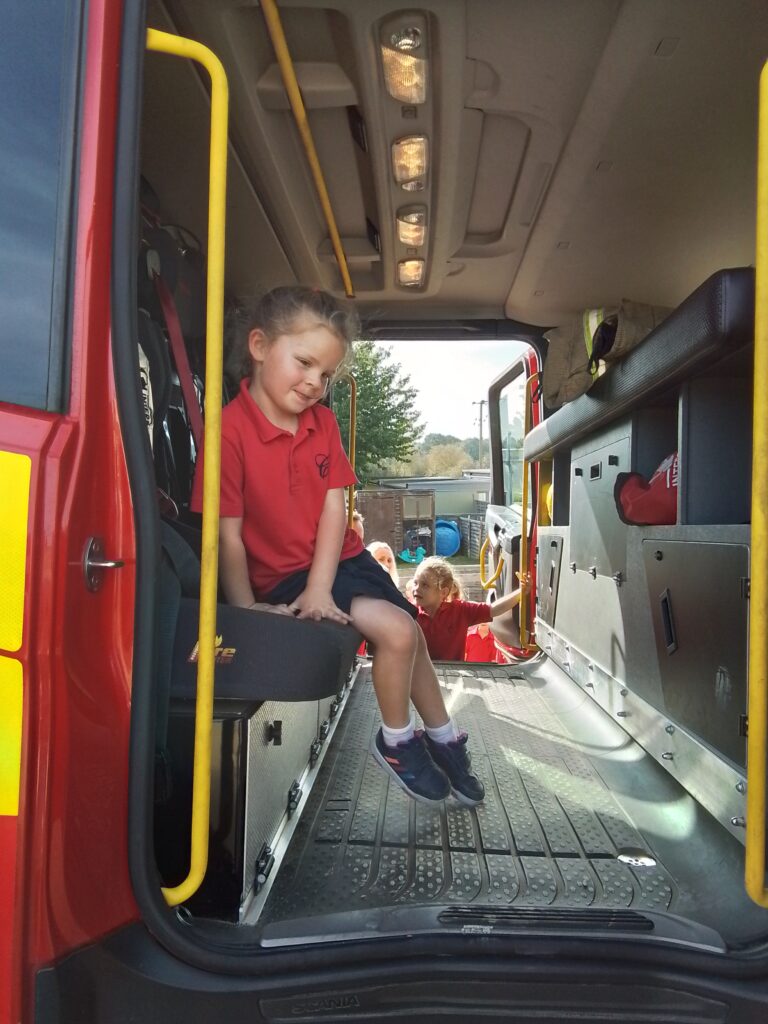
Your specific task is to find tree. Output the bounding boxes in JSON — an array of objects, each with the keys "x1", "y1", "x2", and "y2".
[
  {"x1": 462, "y1": 437, "x2": 480, "y2": 461},
  {"x1": 332, "y1": 339, "x2": 423, "y2": 483},
  {"x1": 425, "y1": 443, "x2": 472, "y2": 477},
  {"x1": 421, "y1": 432, "x2": 461, "y2": 451}
]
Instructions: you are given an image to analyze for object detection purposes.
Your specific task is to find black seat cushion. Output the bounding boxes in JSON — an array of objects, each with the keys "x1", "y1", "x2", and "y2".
[
  {"x1": 525, "y1": 268, "x2": 754, "y2": 461},
  {"x1": 170, "y1": 598, "x2": 362, "y2": 714}
]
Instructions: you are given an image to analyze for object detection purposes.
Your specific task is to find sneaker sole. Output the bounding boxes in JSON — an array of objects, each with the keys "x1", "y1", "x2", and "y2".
[
  {"x1": 370, "y1": 739, "x2": 449, "y2": 805},
  {"x1": 449, "y1": 785, "x2": 485, "y2": 807}
]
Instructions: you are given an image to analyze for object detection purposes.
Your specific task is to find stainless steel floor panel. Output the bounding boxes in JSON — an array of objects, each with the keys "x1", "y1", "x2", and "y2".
[{"x1": 258, "y1": 662, "x2": 768, "y2": 944}]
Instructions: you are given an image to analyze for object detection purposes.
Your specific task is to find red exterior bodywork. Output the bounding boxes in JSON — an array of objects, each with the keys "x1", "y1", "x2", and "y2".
[{"x1": 1, "y1": 2, "x2": 140, "y2": 1020}]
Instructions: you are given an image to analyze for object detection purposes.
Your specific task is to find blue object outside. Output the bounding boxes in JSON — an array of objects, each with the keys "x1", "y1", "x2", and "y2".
[{"x1": 435, "y1": 519, "x2": 461, "y2": 557}]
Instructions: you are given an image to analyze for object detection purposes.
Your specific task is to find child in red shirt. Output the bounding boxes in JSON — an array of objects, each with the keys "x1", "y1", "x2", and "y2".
[
  {"x1": 191, "y1": 286, "x2": 483, "y2": 805},
  {"x1": 413, "y1": 556, "x2": 529, "y2": 661}
]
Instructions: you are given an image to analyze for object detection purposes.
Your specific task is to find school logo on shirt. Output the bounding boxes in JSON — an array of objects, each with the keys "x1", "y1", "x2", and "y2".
[{"x1": 315, "y1": 452, "x2": 330, "y2": 478}]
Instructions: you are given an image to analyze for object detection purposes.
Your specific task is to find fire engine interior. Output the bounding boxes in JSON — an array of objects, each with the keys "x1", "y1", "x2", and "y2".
[{"x1": 130, "y1": 0, "x2": 768, "y2": 964}]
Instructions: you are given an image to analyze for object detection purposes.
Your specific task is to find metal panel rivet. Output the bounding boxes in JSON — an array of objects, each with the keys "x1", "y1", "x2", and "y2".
[
  {"x1": 736, "y1": 781, "x2": 746, "y2": 794},
  {"x1": 661, "y1": 751, "x2": 674, "y2": 760},
  {"x1": 730, "y1": 816, "x2": 746, "y2": 828},
  {"x1": 665, "y1": 724, "x2": 675, "y2": 735}
]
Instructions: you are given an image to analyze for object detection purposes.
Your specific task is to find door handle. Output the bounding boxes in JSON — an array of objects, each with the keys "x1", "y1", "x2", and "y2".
[{"x1": 83, "y1": 536, "x2": 125, "y2": 591}]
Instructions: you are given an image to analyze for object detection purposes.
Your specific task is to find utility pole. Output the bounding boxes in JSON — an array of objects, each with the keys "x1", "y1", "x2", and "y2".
[{"x1": 472, "y1": 399, "x2": 486, "y2": 464}]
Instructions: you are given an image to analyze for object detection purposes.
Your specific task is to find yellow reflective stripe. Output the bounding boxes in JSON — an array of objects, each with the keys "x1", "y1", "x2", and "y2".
[
  {"x1": 0, "y1": 657, "x2": 22, "y2": 815},
  {"x1": 0, "y1": 451, "x2": 31, "y2": 653}
]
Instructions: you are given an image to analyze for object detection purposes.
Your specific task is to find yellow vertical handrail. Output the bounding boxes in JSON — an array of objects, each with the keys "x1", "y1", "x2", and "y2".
[
  {"x1": 746, "y1": 59, "x2": 768, "y2": 909},
  {"x1": 146, "y1": 28, "x2": 228, "y2": 908},
  {"x1": 519, "y1": 373, "x2": 539, "y2": 651},
  {"x1": 336, "y1": 374, "x2": 357, "y2": 526},
  {"x1": 259, "y1": 0, "x2": 354, "y2": 298}
]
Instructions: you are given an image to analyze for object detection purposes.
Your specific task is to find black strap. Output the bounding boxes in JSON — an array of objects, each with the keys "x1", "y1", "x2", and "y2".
[
  {"x1": 154, "y1": 523, "x2": 201, "y2": 800},
  {"x1": 160, "y1": 519, "x2": 201, "y2": 595},
  {"x1": 587, "y1": 314, "x2": 618, "y2": 374}
]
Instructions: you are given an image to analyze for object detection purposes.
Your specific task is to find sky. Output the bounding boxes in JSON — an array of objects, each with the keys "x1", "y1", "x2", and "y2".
[{"x1": 383, "y1": 339, "x2": 529, "y2": 440}]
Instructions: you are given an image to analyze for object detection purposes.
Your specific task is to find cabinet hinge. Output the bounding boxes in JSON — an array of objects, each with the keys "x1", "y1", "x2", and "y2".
[
  {"x1": 740, "y1": 577, "x2": 750, "y2": 599},
  {"x1": 739, "y1": 714, "x2": 749, "y2": 738}
]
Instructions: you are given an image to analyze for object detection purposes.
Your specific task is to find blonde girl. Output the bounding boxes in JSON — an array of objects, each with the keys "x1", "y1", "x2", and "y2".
[
  {"x1": 367, "y1": 540, "x2": 400, "y2": 588},
  {"x1": 413, "y1": 556, "x2": 529, "y2": 662}
]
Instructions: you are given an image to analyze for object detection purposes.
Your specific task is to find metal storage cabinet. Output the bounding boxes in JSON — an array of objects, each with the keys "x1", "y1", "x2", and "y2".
[{"x1": 156, "y1": 699, "x2": 320, "y2": 920}]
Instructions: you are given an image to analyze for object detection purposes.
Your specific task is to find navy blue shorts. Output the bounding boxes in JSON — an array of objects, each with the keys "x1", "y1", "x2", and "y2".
[{"x1": 263, "y1": 549, "x2": 417, "y2": 619}]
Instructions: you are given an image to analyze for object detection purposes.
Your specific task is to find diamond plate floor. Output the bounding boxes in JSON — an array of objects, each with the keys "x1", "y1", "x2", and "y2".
[{"x1": 259, "y1": 663, "x2": 686, "y2": 925}]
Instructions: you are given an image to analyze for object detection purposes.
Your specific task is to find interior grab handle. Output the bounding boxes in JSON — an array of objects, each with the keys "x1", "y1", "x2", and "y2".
[
  {"x1": 746, "y1": 57, "x2": 768, "y2": 908},
  {"x1": 146, "y1": 27, "x2": 229, "y2": 908},
  {"x1": 659, "y1": 588, "x2": 677, "y2": 654},
  {"x1": 479, "y1": 535, "x2": 504, "y2": 590},
  {"x1": 336, "y1": 373, "x2": 357, "y2": 528}
]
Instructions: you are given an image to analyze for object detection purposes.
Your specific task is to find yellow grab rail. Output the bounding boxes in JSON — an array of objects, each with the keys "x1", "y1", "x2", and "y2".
[
  {"x1": 146, "y1": 28, "x2": 228, "y2": 907},
  {"x1": 518, "y1": 373, "x2": 539, "y2": 651},
  {"x1": 746, "y1": 58, "x2": 768, "y2": 908},
  {"x1": 260, "y1": 0, "x2": 354, "y2": 298},
  {"x1": 479, "y1": 535, "x2": 504, "y2": 590},
  {"x1": 336, "y1": 373, "x2": 357, "y2": 527}
]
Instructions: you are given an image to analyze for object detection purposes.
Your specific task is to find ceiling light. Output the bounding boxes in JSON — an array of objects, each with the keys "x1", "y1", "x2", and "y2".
[
  {"x1": 398, "y1": 259, "x2": 425, "y2": 287},
  {"x1": 381, "y1": 40, "x2": 426, "y2": 104},
  {"x1": 380, "y1": 18, "x2": 427, "y2": 104},
  {"x1": 390, "y1": 27, "x2": 422, "y2": 52},
  {"x1": 397, "y1": 206, "x2": 427, "y2": 246},
  {"x1": 391, "y1": 135, "x2": 428, "y2": 190}
]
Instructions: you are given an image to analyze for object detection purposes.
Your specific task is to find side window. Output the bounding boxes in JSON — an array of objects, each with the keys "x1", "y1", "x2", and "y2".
[
  {"x1": 0, "y1": 1, "x2": 79, "y2": 411},
  {"x1": 498, "y1": 376, "x2": 527, "y2": 510}
]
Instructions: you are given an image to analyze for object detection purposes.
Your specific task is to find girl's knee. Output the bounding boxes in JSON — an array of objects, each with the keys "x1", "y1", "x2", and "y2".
[{"x1": 379, "y1": 612, "x2": 419, "y2": 656}]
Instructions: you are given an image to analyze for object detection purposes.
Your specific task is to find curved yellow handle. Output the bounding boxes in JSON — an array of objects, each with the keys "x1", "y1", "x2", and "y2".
[
  {"x1": 746, "y1": 58, "x2": 768, "y2": 908},
  {"x1": 479, "y1": 535, "x2": 504, "y2": 590},
  {"x1": 336, "y1": 374, "x2": 357, "y2": 527},
  {"x1": 518, "y1": 372, "x2": 540, "y2": 650},
  {"x1": 146, "y1": 28, "x2": 229, "y2": 908},
  {"x1": 260, "y1": 0, "x2": 353, "y2": 297}
]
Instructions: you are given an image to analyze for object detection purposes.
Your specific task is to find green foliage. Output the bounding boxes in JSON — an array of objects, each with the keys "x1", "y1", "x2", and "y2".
[
  {"x1": 462, "y1": 437, "x2": 480, "y2": 461},
  {"x1": 332, "y1": 340, "x2": 423, "y2": 484},
  {"x1": 421, "y1": 432, "x2": 461, "y2": 451},
  {"x1": 423, "y1": 443, "x2": 472, "y2": 477}
]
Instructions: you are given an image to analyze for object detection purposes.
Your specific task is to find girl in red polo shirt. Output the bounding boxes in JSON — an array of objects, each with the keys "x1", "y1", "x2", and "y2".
[
  {"x1": 191, "y1": 286, "x2": 483, "y2": 806},
  {"x1": 413, "y1": 557, "x2": 529, "y2": 662}
]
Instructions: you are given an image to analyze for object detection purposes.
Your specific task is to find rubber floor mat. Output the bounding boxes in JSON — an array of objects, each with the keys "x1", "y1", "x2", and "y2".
[{"x1": 258, "y1": 665, "x2": 679, "y2": 924}]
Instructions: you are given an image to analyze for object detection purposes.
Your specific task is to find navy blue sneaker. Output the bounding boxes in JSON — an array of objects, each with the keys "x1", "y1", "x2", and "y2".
[
  {"x1": 425, "y1": 732, "x2": 485, "y2": 806},
  {"x1": 372, "y1": 728, "x2": 451, "y2": 804}
]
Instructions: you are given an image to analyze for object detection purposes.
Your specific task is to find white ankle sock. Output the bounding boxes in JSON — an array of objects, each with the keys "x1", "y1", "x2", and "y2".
[
  {"x1": 382, "y1": 715, "x2": 415, "y2": 748},
  {"x1": 425, "y1": 718, "x2": 460, "y2": 745}
]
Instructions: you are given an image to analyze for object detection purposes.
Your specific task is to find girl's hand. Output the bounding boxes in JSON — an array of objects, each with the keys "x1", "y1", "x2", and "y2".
[
  {"x1": 249, "y1": 601, "x2": 295, "y2": 616},
  {"x1": 289, "y1": 588, "x2": 352, "y2": 625},
  {"x1": 515, "y1": 571, "x2": 532, "y2": 594}
]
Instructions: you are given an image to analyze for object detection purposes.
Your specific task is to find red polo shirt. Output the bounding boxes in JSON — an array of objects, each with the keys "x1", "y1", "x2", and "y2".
[
  {"x1": 417, "y1": 600, "x2": 493, "y2": 661},
  {"x1": 190, "y1": 380, "x2": 362, "y2": 595}
]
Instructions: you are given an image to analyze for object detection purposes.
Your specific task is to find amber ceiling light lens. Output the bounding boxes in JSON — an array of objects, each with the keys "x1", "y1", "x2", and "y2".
[
  {"x1": 391, "y1": 135, "x2": 428, "y2": 190},
  {"x1": 381, "y1": 30, "x2": 426, "y2": 105},
  {"x1": 397, "y1": 206, "x2": 427, "y2": 246},
  {"x1": 398, "y1": 259, "x2": 425, "y2": 287}
]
